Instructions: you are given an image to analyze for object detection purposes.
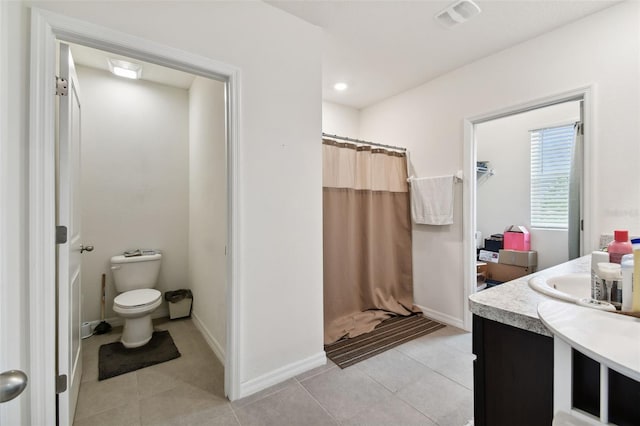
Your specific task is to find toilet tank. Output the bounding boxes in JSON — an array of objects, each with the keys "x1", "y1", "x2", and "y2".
[{"x1": 110, "y1": 253, "x2": 162, "y2": 293}]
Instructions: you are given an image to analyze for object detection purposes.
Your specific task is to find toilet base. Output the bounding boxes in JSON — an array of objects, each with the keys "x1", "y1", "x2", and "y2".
[{"x1": 120, "y1": 315, "x2": 154, "y2": 348}]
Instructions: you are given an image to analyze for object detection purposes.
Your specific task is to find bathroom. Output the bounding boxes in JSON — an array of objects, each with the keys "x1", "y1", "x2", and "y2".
[
  {"x1": 3, "y1": 1, "x2": 640, "y2": 425},
  {"x1": 72, "y1": 43, "x2": 228, "y2": 362}
]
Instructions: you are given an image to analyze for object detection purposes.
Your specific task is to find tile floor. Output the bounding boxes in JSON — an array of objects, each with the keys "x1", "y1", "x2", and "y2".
[{"x1": 74, "y1": 318, "x2": 474, "y2": 426}]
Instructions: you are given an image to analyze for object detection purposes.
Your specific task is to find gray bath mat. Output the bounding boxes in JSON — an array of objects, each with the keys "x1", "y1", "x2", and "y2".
[{"x1": 98, "y1": 330, "x2": 181, "y2": 380}]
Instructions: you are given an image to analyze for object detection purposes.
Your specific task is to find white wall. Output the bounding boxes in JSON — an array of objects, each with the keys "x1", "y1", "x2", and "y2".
[
  {"x1": 188, "y1": 76, "x2": 227, "y2": 362},
  {"x1": 359, "y1": 1, "x2": 640, "y2": 327},
  {"x1": 476, "y1": 101, "x2": 580, "y2": 270},
  {"x1": 27, "y1": 0, "x2": 324, "y2": 396},
  {"x1": 78, "y1": 65, "x2": 190, "y2": 322},
  {"x1": 322, "y1": 101, "x2": 360, "y2": 137}
]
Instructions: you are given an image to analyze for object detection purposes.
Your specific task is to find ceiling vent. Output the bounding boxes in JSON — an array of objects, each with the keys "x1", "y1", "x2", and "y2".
[{"x1": 435, "y1": 0, "x2": 482, "y2": 28}]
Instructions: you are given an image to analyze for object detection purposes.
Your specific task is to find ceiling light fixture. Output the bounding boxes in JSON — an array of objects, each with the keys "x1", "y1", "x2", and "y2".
[
  {"x1": 435, "y1": 0, "x2": 482, "y2": 28},
  {"x1": 333, "y1": 82, "x2": 348, "y2": 91},
  {"x1": 108, "y1": 58, "x2": 142, "y2": 79}
]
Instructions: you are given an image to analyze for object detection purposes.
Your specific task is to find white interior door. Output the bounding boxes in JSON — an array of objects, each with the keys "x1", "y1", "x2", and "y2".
[{"x1": 57, "y1": 42, "x2": 84, "y2": 426}]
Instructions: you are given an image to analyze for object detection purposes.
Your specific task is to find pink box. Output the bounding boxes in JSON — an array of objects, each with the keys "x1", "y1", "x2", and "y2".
[{"x1": 503, "y1": 225, "x2": 530, "y2": 251}]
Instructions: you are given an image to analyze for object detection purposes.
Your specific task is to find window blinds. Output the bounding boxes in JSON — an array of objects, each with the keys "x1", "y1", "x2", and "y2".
[{"x1": 530, "y1": 124, "x2": 576, "y2": 229}]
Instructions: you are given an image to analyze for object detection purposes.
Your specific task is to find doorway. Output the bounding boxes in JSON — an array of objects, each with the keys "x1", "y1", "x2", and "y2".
[
  {"x1": 462, "y1": 87, "x2": 593, "y2": 331},
  {"x1": 67, "y1": 42, "x2": 227, "y2": 354},
  {"x1": 476, "y1": 100, "x2": 582, "y2": 271},
  {"x1": 64, "y1": 39, "x2": 229, "y2": 422},
  {"x1": 29, "y1": 9, "x2": 241, "y2": 423}
]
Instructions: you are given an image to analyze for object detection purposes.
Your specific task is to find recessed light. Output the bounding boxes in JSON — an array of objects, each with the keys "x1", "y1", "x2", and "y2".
[
  {"x1": 108, "y1": 59, "x2": 142, "y2": 80},
  {"x1": 333, "y1": 82, "x2": 348, "y2": 91}
]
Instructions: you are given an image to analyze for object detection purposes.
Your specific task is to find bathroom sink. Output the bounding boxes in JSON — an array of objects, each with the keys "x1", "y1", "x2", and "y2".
[{"x1": 528, "y1": 273, "x2": 616, "y2": 311}]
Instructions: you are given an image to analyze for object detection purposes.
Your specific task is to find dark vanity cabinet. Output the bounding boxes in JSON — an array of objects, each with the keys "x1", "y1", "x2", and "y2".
[
  {"x1": 473, "y1": 315, "x2": 640, "y2": 426},
  {"x1": 472, "y1": 315, "x2": 554, "y2": 426}
]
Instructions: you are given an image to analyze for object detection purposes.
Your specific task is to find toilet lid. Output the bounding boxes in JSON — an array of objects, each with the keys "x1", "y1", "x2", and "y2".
[{"x1": 114, "y1": 289, "x2": 161, "y2": 308}]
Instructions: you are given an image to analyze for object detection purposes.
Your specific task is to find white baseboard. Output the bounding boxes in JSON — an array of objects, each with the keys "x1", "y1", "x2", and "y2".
[
  {"x1": 191, "y1": 311, "x2": 226, "y2": 366},
  {"x1": 239, "y1": 351, "x2": 326, "y2": 399},
  {"x1": 416, "y1": 304, "x2": 464, "y2": 330}
]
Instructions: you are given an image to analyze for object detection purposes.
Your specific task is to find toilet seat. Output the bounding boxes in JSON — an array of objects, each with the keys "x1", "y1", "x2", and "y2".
[
  {"x1": 114, "y1": 289, "x2": 161, "y2": 314},
  {"x1": 112, "y1": 288, "x2": 162, "y2": 348}
]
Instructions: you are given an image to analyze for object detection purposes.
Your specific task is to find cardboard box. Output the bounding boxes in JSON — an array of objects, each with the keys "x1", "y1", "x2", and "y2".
[
  {"x1": 498, "y1": 249, "x2": 538, "y2": 267},
  {"x1": 486, "y1": 262, "x2": 535, "y2": 283},
  {"x1": 477, "y1": 262, "x2": 488, "y2": 285},
  {"x1": 479, "y1": 250, "x2": 499, "y2": 263},
  {"x1": 504, "y1": 225, "x2": 531, "y2": 251}
]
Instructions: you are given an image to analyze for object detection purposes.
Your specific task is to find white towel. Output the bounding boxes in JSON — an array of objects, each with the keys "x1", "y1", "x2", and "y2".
[{"x1": 409, "y1": 175, "x2": 455, "y2": 225}]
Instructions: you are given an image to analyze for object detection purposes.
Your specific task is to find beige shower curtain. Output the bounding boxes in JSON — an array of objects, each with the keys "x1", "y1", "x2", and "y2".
[{"x1": 323, "y1": 139, "x2": 415, "y2": 344}]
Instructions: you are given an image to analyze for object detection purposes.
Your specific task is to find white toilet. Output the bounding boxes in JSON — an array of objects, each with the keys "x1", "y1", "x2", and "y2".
[{"x1": 110, "y1": 252, "x2": 163, "y2": 348}]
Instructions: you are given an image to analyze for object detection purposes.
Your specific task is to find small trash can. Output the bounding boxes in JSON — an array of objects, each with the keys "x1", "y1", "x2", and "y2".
[{"x1": 165, "y1": 289, "x2": 193, "y2": 319}]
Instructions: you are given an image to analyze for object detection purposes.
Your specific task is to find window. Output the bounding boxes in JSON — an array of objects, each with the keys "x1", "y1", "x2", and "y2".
[{"x1": 530, "y1": 124, "x2": 575, "y2": 229}]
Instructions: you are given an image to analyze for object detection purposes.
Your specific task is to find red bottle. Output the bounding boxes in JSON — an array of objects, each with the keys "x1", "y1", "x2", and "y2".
[{"x1": 608, "y1": 230, "x2": 633, "y2": 264}]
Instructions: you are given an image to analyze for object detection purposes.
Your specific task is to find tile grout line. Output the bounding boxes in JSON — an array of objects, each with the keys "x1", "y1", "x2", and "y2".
[
  {"x1": 135, "y1": 370, "x2": 143, "y2": 426},
  {"x1": 398, "y1": 346, "x2": 475, "y2": 391},
  {"x1": 350, "y1": 350, "x2": 456, "y2": 426},
  {"x1": 295, "y1": 376, "x2": 341, "y2": 424},
  {"x1": 431, "y1": 367, "x2": 474, "y2": 392},
  {"x1": 228, "y1": 401, "x2": 243, "y2": 426},
  {"x1": 353, "y1": 349, "x2": 425, "y2": 395},
  {"x1": 393, "y1": 386, "x2": 443, "y2": 426}
]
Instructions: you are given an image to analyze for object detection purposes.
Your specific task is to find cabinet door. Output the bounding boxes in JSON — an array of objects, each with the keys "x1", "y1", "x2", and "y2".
[{"x1": 473, "y1": 315, "x2": 554, "y2": 426}]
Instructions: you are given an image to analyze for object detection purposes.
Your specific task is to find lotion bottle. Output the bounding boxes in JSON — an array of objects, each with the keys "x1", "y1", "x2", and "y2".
[{"x1": 607, "y1": 230, "x2": 633, "y2": 264}]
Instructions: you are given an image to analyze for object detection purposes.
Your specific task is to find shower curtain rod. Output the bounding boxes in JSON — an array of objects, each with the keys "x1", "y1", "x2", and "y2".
[{"x1": 322, "y1": 132, "x2": 406, "y2": 152}]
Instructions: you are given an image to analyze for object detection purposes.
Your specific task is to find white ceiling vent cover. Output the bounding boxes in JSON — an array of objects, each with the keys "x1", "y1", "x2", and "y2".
[{"x1": 435, "y1": 0, "x2": 482, "y2": 28}]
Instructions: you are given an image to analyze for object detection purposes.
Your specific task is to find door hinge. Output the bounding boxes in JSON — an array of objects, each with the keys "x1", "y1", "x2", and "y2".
[
  {"x1": 56, "y1": 226, "x2": 68, "y2": 244},
  {"x1": 581, "y1": 219, "x2": 584, "y2": 231},
  {"x1": 56, "y1": 374, "x2": 67, "y2": 394},
  {"x1": 55, "y1": 76, "x2": 68, "y2": 96}
]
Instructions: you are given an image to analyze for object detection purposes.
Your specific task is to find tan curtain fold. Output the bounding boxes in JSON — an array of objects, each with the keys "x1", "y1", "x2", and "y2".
[
  {"x1": 322, "y1": 140, "x2": 416, "y2": 344},
  {"x1": 322, "y1": 140, "x2": 408, "y2": 192}
]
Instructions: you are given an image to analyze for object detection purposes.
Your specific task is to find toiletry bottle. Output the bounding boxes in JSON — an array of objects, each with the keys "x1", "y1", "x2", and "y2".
[
  {"x1": 591, "y1": 251, "x2": 609, "y2": 300},
  {"x1": 621, "y1": 254, "x2": 634, "y2": 311},
  {"x1": 597, "y1": 262, "x2": 622, "y2": 309},
  {"x1": 607, "y1": 230, "x2": 633, "y2": 264}
]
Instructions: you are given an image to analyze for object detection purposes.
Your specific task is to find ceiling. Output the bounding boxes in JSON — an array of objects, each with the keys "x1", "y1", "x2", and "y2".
[
  {"x1": 69, "y1": 1, "x2": 620, "y2": 109},
  {"x1": 267, "y1": 0, "x2": 619, "y2": 109},
  {"x1": 69, "y1": 43, "x2": 196, "y2": 89}
]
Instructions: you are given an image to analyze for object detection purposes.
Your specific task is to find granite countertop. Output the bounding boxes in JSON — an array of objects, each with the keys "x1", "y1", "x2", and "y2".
[{"x1": 468, "y1": 255, "x2": 591, "y2": 337}]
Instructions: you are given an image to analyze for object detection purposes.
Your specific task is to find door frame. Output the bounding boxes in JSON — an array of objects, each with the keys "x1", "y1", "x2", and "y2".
[
  {"x1": 1, "y1": 1, "x2": 29, "y2": 424},
  {"x1": 462, "y1": 86, "x2": 594, "y2": 331},
  {"x1": 28, "y1": 7, "x2": 242, "y2": 422}
]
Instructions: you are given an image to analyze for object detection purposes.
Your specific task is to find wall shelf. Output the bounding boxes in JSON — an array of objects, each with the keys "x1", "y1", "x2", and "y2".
[{"x1": 476, "y1": 161, "x2": 494, "y2": 177}]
